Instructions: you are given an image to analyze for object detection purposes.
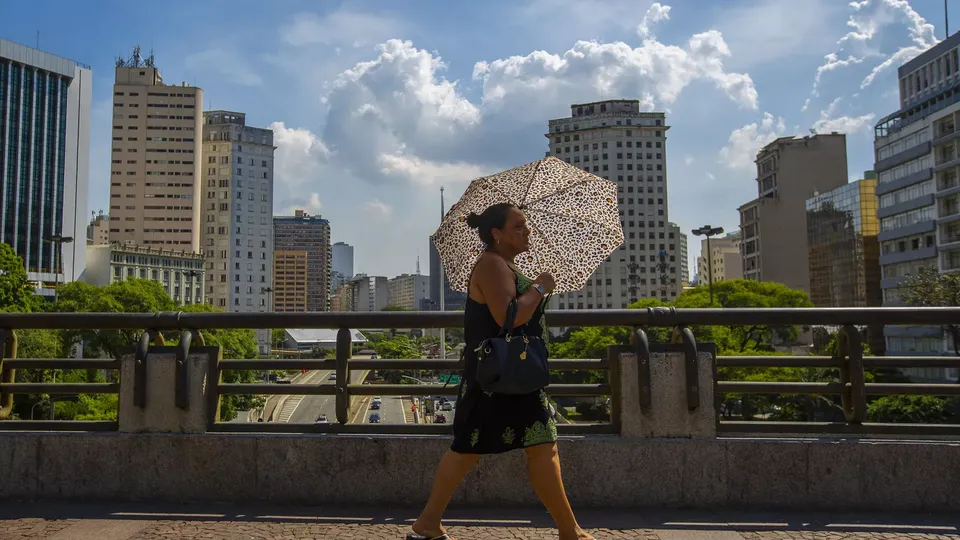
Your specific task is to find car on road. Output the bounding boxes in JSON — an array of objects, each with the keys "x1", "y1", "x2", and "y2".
[
  {"x1": 370, "y1": 354, "x2": 378, "y2": 359},
  {"x1": 369, "y1": 413, "x2": 381, "y2": 423},
  {"x1": 370, "y1": 400, "x2": 380, "y2": 410},
  {"x1": 440, "y1": 401, "x2": 453, "y2": 411},
  {"x1": 328, "y1": 372, "x2": 336, "y2": 381},
  {"x1": 434, "y1": 414, "x2": 447, "y2": 424},
  {"x1": 316, "y1": 414, "x2": 328, "y2": 423}
]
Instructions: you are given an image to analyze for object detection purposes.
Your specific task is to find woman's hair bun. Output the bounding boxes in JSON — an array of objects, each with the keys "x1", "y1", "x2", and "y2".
[{"x1": 465, "y1": 212, "x2": 483, "y2": 229}]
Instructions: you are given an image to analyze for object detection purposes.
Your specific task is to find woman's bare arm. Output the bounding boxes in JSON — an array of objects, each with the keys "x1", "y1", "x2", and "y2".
[{"x1": 473, "y1": 255, "x2": 543, "y2": 328}]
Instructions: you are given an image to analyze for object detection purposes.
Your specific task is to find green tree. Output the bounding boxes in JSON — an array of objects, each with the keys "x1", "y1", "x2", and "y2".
[
  {"x1": 0, "y1": 242, "x2": 44, "y2": 313},
  {"x1": 868, "y1": 395, "x2": 953, "y2": 423},
  {"x1": 381, "y1": 305, "x2": 413, "y2": 311},
  {"x1": 899, "y1": 267, "x2": 960, "y2": 355}
]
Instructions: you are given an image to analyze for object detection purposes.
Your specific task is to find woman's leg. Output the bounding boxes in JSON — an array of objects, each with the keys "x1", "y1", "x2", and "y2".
[
  {"x1": 524, "y1": 442, "x2": 592, "y2": 540},
  {"x1": 411, "y1": 450, "x2": 482, "y2": 538}
]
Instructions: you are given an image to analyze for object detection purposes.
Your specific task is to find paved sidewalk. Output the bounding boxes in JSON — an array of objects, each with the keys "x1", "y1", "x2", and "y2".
[{"x1": 0, "y1": 502, "x2": 957, "y2": 539}]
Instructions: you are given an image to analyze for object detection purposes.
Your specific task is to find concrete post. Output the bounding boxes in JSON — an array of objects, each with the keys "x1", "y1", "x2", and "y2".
[
  {"x1": 119, "y1": 347, "x2": 220, "y2": 433},
  {"x1": 618, "y1": 350, "x2": 716, "y2": 438}
]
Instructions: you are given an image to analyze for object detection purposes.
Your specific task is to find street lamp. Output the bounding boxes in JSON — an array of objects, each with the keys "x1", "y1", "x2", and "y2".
[
  {"x1": 42, "y1": 234, "x2": 74, "y2": 304},
  {"x1": 691, "y1": 225, "x2": 724, "y2": 306}
]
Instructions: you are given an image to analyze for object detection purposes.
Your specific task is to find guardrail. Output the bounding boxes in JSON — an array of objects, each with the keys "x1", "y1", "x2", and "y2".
[{"x1": 1, "y1": 308, "x2": 960, "y2": 437}]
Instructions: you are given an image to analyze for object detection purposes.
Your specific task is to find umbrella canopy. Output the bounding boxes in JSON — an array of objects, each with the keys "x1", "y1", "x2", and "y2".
[{"x1": 434, "y1": 156, "x2": 623, "y2": 294}]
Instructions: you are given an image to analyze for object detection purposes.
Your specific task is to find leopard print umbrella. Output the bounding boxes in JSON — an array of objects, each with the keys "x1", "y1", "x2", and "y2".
[{"x1": 434, "y1": 156, "x2": 624, "y2": 293}]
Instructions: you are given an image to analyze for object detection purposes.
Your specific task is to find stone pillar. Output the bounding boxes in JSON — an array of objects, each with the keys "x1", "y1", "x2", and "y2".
[
  {"x1": 119, "y1": 347, "x2": 220, "y2": 433},
  {"x1": 618, "y1": 350, "x2": 716, "y2": 438}
]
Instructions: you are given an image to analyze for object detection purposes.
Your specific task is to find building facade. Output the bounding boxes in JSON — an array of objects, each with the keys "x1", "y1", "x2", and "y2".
[
  {"x1": 873, "y1": 31, "x2": 960, "y2": 375},
  {"x1": 85, "y1": 243, "x2": 204, "y2": 305},
  {"x1": 274, "y1": 210, "x2": 331, "y2": 311},
  {"x1": 738, "y1": 134, "x2": 849, "y2": 293},
  {"x1": 671, "y1": 223, "x2": 689, "y2": 286},
  {"x1": 331, "y1": 241, "x2": 354, "y2": 294},
  {"x1": 87, "y1": 211, "x2": 110, "y2": 245},
  {"x1": 0, "y1": 38, "x2": 91, "y2": 291},
  {"x1": 547, "y1": 100, "x2": 682, "y2": 308},
  {"x1": 331, "y1": 274, "x2": 388, "y2": 312},
  {"x1": 806, "y1": 177, "x2": 881, "y2": 308},
  {"x1": 108, "y1": 47, "x2": 202, "y2": 251},
  {"x1": 696, "y1": 232, "x2": 743, "y2": 285},
  {"x1": 388, "y1": 273, "x2": 430, "y2": 310},
  {"x1": 200, "y1": 110, "x2": 274, "y2": 316},
  {"x1": 272, "y1": 250, "x2": 307, "y2": 312}
]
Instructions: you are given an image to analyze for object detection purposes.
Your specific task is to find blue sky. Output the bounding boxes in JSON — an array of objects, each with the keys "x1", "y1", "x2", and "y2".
[{"x1": 0, "y1": 0, "x2": 948, "y2": 278}]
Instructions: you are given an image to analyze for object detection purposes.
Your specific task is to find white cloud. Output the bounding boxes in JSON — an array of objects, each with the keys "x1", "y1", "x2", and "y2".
[
  {"x1": 269, "y1": 121, "x2": 334, "y2": 214},
  {"x1": 805, "y1": 53, "x2": 865, "y2": 107},
  {"x1": 637, "y1": 3, "x2": 671, "y2": 39},
  {"x1": 365, "y1": 199, "x2": 393, "y2": 217},
  {"x1": 377, "y1": 153, "x2": 489, "y2": 186},
  {"x1": 184, "y1": 48, "x2": 264, "y2": 87},
  {"x1": 719, "y1": 113, "x2": 787, "y2": 170},
  {"x1": 811, "y1": 98, "x2": 876, "y2": 134},
  {"x1": 473, "y1": 31, "x2": 759, "y2": 115},
  {"x1": 281, "y1": 10, "x2": 403, "y2": 48},
  {"x1": 684, "y1": 155, "x2": 694, "y2": 166}
]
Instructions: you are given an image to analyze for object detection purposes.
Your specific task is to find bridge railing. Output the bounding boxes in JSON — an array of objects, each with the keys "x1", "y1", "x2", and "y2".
[{"x1": 1, "y1": 308, "x2": 959, "y2": 438}]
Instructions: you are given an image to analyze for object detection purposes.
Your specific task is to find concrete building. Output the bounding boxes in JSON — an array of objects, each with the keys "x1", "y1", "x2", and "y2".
[
  {"x1": 671, "y1": 223, "x2": 689, "y2": 286},
  {"x1": 696, "y1": 232, "x2": 743, "y2": 286},
  {"x1": 200, "y1": 111, "x2": 274, "y2": 317},
  {"x1": 274, "y1": 211, "x2": 331, "y2": 311},
  {"x1": 87, "y1": 212, "x2": 110, "y2": 246},
  {"x1": 85, "y1": 243, "x2": 204, "y2": 305},
  {"x1": 806, "y1": 176, "x2": 881, "y2": 308},
  {"x1": 388, "y1": 273, "x2": 430, "y2": 310},
  {"x1": 108, "y1": 47, "x2": 202, "y2": 251},
  {"x1": 428, "y1": 234, "x2": 467, "y2": 311},
  {"x1": 738, "y1": 134, "x2": 849, "y2": 293},
  {"x1": 272, "y1": 250, "x2": 307, "y2": 312},
  {"x1": 331, "y1": 274, "x2": 388, "y2": 312},
  {"x1": 546, "y1": 100, "x2": 681, "y2": 308},
  {"x1": 872, "y1": 31, "x2": 960, "y2": 373},
  {"x1": 0, "y1": 38, "x2": 91, "y2": 292},
  {"x1": 331, "y1": 241, "x2": 354, "y2": 294}
]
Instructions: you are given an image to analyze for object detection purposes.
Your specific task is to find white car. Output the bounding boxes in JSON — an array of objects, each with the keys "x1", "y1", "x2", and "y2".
[{"x1": 372, "y1": 396, "x2": 382, "y2": 404}]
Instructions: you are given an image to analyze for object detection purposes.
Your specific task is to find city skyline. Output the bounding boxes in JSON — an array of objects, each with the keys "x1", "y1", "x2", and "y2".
[{"x1": 0, "y1": 0, "x2": 950, "y2": 278}]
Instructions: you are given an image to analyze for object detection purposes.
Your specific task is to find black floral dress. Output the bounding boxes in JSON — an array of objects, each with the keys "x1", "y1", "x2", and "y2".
[{"x1": 450, "y1": 271, "x2": 557, "y2": 454}]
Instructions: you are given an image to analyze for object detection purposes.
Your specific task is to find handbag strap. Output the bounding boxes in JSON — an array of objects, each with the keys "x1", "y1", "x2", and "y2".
[{"x1": 498, "y1": 299, "x2": 519, "y2": 337}]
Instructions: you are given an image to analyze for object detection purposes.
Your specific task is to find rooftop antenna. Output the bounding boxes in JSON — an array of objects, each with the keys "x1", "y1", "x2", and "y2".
[
  {"x1": 416, "y1": 250, "x2": 421, "y2": 275},
  {"x1": 36, "y1": 31, "x2": 39, "y2": 50},
  {"x1": 947, "y1": 0, "x2": 951, "y2": 38}
]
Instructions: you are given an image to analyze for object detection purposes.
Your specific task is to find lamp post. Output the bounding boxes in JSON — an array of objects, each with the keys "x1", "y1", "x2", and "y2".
[
  {"x1": 42, "y1": 234, "x2": 73, "y2": 304},
  {"x1": 691, "y1": 225, "x2": 724, "y2": 306}
]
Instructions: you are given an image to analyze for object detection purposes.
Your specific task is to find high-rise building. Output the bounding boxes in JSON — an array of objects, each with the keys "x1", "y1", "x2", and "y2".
[
  {"x1": 546, "y1": 100, "x2": 679, "y2": 307},
  {"x1": 87, "y1": 211, "x2": 110, "y2": 245},
  {"x1": 873, "y1": 32, "x2": 960, "y2": 373},
  {"x1": 0, "y1": 38, "x2": 91, "y2": 291},
  {"x1": 428, "y1": 234, "x2": 467, "y2": 311},
  {"x1": 671, "y1": 223, "x2": 689, "y2": 287},
  {"x1": 331, "y1": 241, "x2": 354, "y2": 293},
  {"x1": 108, "y1": 47, "x2": 202, "y2": 251},
  {"x1": 274, "y1": 210, "x2": 331, "y2": 311},
  {"x1": 696, "y1": 232, "x2": 743, "y2": 285},
  {"x1": 84, "y1": 243, "x2": 204, "y2": 304},
  {"x1": 738, "y1": 134, "x2": 849, "y2": 293},
  {"x1": 333, "y1": 274, "x2": 388, "y2": 312},
  {"x1": 200, "y1": 110, "x2": 274, "y2": 316},
  {"x1": 806, "y1": 176, "x2": 881, "y2": 308},
  {"x1": 272, "y1": 250, "x2": 307, "y2": 312},
  {"x1": 388, "y1": 273, "x2": 430, "y2": 310}
]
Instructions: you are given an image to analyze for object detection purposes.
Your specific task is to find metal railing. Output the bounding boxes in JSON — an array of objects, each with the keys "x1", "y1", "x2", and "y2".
[{"x1": 1, "y1": 308, "x2": 960, "y2": 437}]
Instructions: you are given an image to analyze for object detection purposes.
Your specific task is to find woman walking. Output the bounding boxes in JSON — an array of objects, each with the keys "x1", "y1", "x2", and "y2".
[{"x1": 408, "y1": 203, "x2": 593, "y2": 540}]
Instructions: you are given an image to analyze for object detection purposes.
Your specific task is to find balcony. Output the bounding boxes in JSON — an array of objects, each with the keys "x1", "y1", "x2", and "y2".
[{"x1": 1, "y1": 309, "x2": 960, "y2": 517}]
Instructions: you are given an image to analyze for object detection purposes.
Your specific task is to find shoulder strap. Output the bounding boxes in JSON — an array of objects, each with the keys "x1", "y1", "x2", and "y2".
[{"x1": 498, "y1": 300, "x2": 519, "y2": 337}]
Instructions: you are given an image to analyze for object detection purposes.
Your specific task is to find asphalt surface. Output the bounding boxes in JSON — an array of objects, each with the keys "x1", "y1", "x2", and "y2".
[
  {"x1": 286, "y1": 369, "x2": 367, "y2": 424},
  {"x1": 363, "y1": 395, "x2": 406, "y2": 424}
]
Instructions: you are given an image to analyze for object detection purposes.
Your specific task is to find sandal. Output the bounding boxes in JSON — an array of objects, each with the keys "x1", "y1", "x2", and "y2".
[{"x1": 405, "y1": 534, "x2": 451, "y2": 540}]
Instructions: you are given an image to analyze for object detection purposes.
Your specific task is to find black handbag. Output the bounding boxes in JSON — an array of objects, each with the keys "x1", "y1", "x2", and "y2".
[{"x1": 475, "y1": 300, "x2": 550, "y2": 395}]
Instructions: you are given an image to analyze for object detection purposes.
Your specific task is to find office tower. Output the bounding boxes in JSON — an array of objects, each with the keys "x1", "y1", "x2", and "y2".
[
  {"x1": 273, "y1": 250, "x2": 307, "y2": 311},
  {"x1": 873, "y1": 33, "x2": 960, "y2": 374},
  {"x1": 108, "y1": 46, "x2": 202, "y2": 251},
  {"x1": 738, "y1": 134, "x2": 848, "y2": 292},
  {"x1": 0, "y1": 38, "x2": 90, "y2": 291},
  {"x1": 671, "y1": 223, "x2": 689, "y2": 286},
  {"x1": 274, "y1": 210, "x2": 331, "y2": 311},
  {"x1": 388, "y1": 273, "x2": 430, "y2": 310},
  {"x1": 547, "y1": 100, "x2": 679, "y2": 308},
  {"x1": 331, "y1": 241, "x2": 354, "y2": 293},
  {"x1": 347, "y1": 274, "x2": 389, "y2": 312},
  {"x1": 806, "y1": 175, "x2": 881, "y2": 308},
  {"x1": 200, "y1": 110, "x2": 274, "y2": 317},
  {"x1": 696, "y1": 232, "x2": 743, "y2": 285},
  {"x1": 87, "y1": 211, "x2": 110, "y2": 245}
]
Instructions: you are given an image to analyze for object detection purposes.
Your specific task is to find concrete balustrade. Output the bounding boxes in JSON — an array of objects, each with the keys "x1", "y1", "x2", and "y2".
[{"x1": 0, "y1": 346, "x2": 958, "y2": 512}]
